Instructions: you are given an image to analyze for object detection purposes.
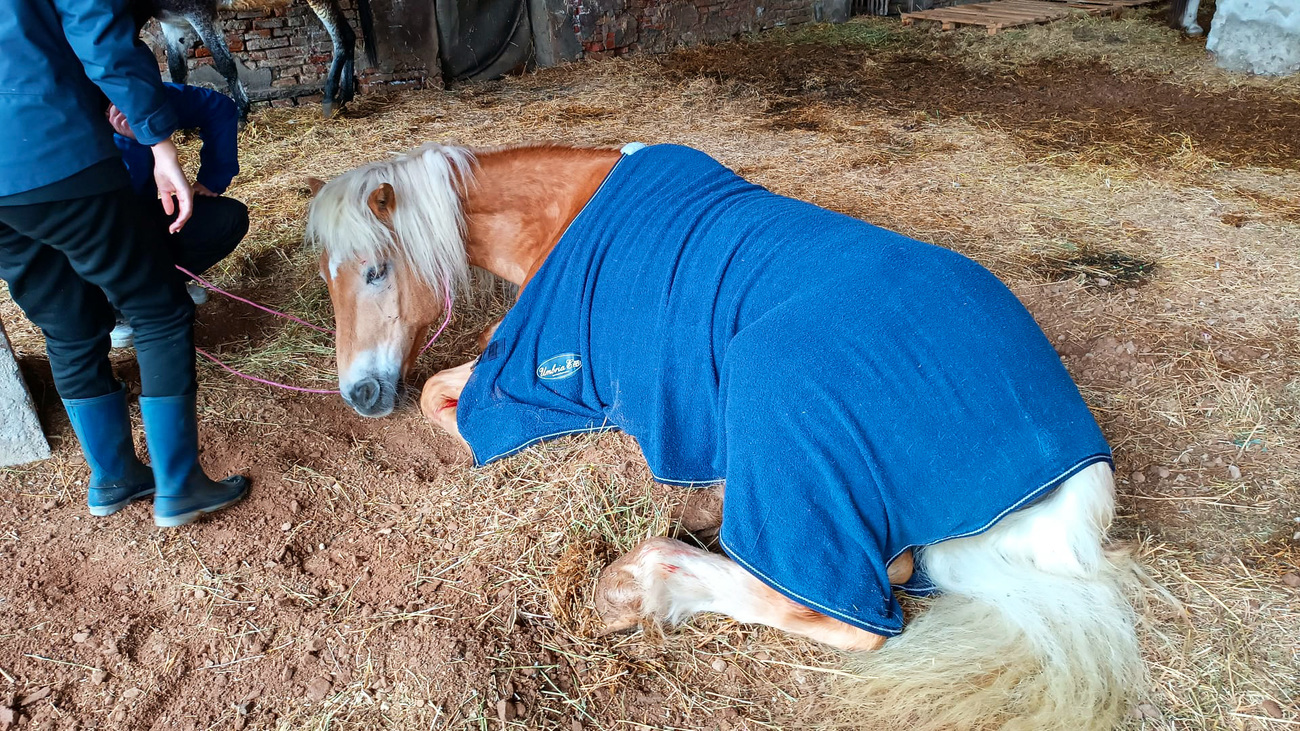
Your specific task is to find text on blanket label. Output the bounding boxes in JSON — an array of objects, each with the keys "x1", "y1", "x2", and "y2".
[{"x1": 537, "y1": 353, "x2": 582, "y2": 381}]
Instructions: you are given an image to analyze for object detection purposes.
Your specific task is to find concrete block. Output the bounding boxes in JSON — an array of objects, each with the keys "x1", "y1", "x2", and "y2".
[
  {"x1": 188, "y1": 56, "x2": 274, "y2": 92},
  {"x1": 815, "y1": 0, "x2": 852, "y2": 23},
  {"x1": 0, "y1": 319, "x2": 50, "y2": 468},
  {"x1": 1207, "y1": 0, "x2": 1300, "y2": 76},
  {"x1": 531, "y1": 0, "x2": 584, "y2": 66}
]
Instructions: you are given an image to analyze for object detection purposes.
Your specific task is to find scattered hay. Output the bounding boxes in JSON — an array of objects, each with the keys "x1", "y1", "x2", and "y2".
[
  {"x1": 0, "y1": 11, "x2": 1298, "y2": 731},
  {"x1": 1032, "y1": 248, "x2": 1158, "y2": 289}
]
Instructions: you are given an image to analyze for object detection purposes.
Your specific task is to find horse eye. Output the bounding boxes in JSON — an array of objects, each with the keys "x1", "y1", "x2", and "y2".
[{"x1": 365, "y1": 262, "x2": 389, "y2": 285}]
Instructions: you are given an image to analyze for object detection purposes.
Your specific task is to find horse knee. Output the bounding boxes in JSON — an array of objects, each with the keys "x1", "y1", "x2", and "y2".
[
  {"x1": 418, "y1": 381, "x2": 456, "y2": 421},
  {"x1": 419, "y1": 378, "x2": 460, "y2": 426}
]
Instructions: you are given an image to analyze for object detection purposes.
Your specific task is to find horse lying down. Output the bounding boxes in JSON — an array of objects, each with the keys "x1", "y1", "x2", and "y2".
[{"x1": 306, "y1": 142, "x2": 1144, "y2": 729}]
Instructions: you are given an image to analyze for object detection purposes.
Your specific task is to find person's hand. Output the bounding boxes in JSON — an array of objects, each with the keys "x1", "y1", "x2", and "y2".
[
  {"x1": 106, "y1": 105, "x2": 136, "y2": 140},
  {"x1": 193, "y1": 182, "x2": 218, "y2": 197},
  {"x1": 151, "y1": 139, "x2": 193, "y2": 233}
]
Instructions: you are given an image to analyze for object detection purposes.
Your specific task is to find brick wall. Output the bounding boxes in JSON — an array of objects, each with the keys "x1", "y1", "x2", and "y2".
[
  {"x1": 145, "y1": 0, "x2": 843, "y2": 105},
  {"x1": 142, "y1": 0, "x2": 434, "y2": 109},
  {"x1": 567, "y1": 0, "x2": 837, "y2": 58}
]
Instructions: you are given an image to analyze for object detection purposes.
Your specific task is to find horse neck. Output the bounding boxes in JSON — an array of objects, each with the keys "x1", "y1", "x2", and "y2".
[{"x1": 460, "y1": 146, "x2": 621, "y2": 289}]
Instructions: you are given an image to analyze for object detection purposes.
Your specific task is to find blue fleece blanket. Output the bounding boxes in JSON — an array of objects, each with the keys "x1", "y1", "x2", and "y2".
[{"x1": 458, "y1": 144, "x2": 1111, "y2": 635}]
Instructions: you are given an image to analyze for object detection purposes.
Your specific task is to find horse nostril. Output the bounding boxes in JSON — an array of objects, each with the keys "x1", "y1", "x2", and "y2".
[{"x1": 350, "y1": 378, "x2": 381, "y2": 409}]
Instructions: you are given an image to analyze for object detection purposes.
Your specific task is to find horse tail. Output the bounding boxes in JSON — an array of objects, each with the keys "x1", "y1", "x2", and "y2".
[
  {"x1": 358, "y1": 0, "x2": 379, "y2": 68},
  {"x1": 833, "y1": 462, "x2": 1144, "y2": 731}
]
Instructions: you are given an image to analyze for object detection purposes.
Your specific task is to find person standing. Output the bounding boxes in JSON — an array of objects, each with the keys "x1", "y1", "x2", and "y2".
[
  {"x1": 106, "y1": 82, "x2": 251, "y2": 348},
  {"x1": 0, "y1": 0, "x2": 249, "y2": 526}
]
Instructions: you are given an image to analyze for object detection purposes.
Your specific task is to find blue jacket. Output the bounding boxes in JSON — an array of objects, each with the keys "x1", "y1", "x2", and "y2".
[
  {"x1": 0, "y1": 0, "x2": 178, "y2": 196},
  {"x1": 115, "y1": 84, "x2": 240, "y2": 196}
]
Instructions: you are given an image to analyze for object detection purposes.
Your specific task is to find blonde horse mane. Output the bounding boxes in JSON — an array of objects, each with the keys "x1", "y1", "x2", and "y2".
[{"x1": 305, "y1": 142, "x2": 476, "y2": 296}]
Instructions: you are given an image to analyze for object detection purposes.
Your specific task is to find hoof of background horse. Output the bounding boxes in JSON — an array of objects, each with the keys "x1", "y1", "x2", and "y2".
[
  {"x1": 418, "y1": 381, "x2": 455, "y2": 420},
  {"x1": 322, "y1": 100, "x2": 338, "y2": 119},
  {"x1": 594, "y1": 579, "x2": 643, "y2": 635},
  {"x1": 340, "y1": 73, "x2": 358, "y2": 106}
]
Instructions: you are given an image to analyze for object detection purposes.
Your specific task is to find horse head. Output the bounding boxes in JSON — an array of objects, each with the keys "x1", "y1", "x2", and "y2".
[{"x1": 305, "y1": 144, "x2": 473, "y2": 417}]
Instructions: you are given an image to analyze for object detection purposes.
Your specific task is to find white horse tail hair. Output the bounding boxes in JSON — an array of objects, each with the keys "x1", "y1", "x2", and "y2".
[{"x1": 831, "y1": 461, "x2": 1144, "y2": 731}]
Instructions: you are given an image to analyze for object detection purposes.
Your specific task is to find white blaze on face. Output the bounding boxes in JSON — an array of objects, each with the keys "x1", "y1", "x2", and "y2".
[
  {"x1": 338, "y1": 341, "x2": 404, "y2": 396},
  {"x1": 328, "y1": 256, "x2": 413, "y2": 417}
]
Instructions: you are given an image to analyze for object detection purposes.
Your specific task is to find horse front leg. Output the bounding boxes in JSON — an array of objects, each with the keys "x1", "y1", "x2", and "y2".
[
  {"x1": 595, "y1": 538, "x2": 912, "y2": 651},
  {"x1": 187, "y1": 12, "x2": 251, "y2": 119},
  {"x1": 159, "y1": 20, "x2": 191, "y2": 84},
  {"x1": 419, "y1": 360, "x2": 475, "y2": 451},
  {"x1": 1167, "y1": 0, "x2": 1203, "y2": 34},
  {"x1": 476, "y1": 318, "x2": 502, "y2": 351},
  {"x1": 306, "y1": 0, "x2": 358, "y2": 117}
]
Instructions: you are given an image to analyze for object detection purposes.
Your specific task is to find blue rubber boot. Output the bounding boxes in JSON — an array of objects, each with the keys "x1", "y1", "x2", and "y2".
[
  {"x1": 139, "y1": 393, "x2": 249, "y2": 527},
  {"x1": 62, "y1": 387, "x2": 155, "y2": 516}
]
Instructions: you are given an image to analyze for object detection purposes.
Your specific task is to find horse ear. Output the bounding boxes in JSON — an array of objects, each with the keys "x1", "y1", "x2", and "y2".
[
  {"x1": 368, "y1": 183, "x2": 396, "y2": 222},
  {"x1": 306, "y1": 177, "x2": 326, "y2": 197}
]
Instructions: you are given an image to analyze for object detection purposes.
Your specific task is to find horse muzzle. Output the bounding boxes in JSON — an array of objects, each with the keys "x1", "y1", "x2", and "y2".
[{"x1": 342, "y1": 374, "x2": 399, "y2": 418}]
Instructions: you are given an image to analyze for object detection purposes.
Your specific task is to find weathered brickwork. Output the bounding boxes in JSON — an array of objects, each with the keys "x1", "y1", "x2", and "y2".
[
  {"x1": 144, "y1": 0, "x2": 840, "y2": 105},
  {"x1": 142, "y1": 0, "x2": 431, "y2": 108},
  {"x1": 569, "y1": 0, "x2": 825, "y2": 58}
]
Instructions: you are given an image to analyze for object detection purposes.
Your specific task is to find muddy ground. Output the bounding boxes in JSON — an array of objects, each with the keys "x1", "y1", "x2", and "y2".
[{"x1": 1, "y1": 10, "x2": 1298, "y2": 731}]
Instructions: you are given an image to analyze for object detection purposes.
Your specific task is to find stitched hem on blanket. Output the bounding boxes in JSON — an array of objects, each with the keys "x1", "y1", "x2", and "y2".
[{"x1": 719, "y1": 452, "x2": 1113, "y2": 636}]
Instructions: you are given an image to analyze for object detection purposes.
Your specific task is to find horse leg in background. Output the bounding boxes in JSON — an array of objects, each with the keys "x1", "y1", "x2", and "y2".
[
  {"x1": 419, "y1": 360, "x2": 475, "y2": 450},
  {"x1": 185, "y1": 10, "x2": 251, "y2": 118},
  {"x1": 306, "y1": 0, "x2": 358, "y2": 118},
  {"x1": 1180, "y1": 0, "x2": 1203, "y2": 35},
  {"x1": 1167, "y1": 0, "x2": 1203, "y2": 34},
  {"x1": 596, "y1": 537, "x2": 912, "y2": 652},
  {"x1": 159, "y1": 20, "x2": 191, "y2": 85}
]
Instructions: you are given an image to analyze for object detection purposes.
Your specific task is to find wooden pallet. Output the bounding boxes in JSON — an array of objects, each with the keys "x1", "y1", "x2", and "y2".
[
  {"x1": 1045, "y1": 0, "x2": 1161, "y2": 7},
  {"x1": 899, "y1": 0, "x2": 1146, "y2": 34}
]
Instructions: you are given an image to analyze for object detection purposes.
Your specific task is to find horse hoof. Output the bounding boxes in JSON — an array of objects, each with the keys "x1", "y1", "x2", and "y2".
[
  {"x1": 595, "y1": 537, "x2": 694, "y2": 634},
  {"x1": 594, "y1": 557, "x2": 646, "y2": 634},
  {"x1": 671, "y1": 489, "x2": 723, "y2": 539}
]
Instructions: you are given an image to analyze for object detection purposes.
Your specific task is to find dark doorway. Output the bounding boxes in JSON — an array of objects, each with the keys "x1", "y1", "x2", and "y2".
[{"x1": 436, "y1": 0, "x2": 534, "y2": 81}]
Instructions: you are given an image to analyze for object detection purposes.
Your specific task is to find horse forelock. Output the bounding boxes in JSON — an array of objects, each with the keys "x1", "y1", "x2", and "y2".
[{"x1": 306, "y1": 143, "x2": 475, "y2": 297}]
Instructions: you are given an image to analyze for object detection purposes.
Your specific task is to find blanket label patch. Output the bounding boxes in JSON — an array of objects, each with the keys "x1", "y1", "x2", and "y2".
[{"x1": 537, "y1": 353, "x2": 582, "y2": 381}]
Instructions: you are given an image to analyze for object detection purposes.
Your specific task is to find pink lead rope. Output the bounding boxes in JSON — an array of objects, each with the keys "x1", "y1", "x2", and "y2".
[{"x1": 175, "y1": 265, "x2": 454, "y2": 395}]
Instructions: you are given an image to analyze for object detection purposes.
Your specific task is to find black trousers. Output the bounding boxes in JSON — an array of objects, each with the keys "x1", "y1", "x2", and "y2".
[
  {"x1": 0, "y1": 185, "x2": 196, "y2": 399},
  {"x1": 146, "y1": 195, "x2": 249, "y2": 280}
]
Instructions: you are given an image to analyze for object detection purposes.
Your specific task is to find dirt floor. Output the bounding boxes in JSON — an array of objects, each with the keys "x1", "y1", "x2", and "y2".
[{"x1": 2, "y1": 8, "x2": 1298, "y2": 730}]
